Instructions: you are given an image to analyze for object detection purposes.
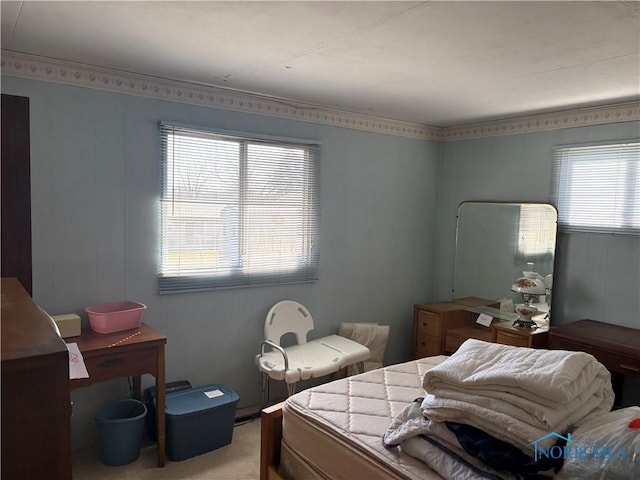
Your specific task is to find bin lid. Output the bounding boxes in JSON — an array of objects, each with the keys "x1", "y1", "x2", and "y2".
[{"x1": 162, "y1": 384, "x2": 239, "y2": 417}]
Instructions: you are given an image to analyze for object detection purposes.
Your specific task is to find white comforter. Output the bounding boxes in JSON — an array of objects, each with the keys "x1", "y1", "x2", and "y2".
[
  {"x1": 384, "y1": 400, "x2": 518, "y2": 480},
  {"x1": 420, "y1": 339, "x2": 614, "y2": 453}
]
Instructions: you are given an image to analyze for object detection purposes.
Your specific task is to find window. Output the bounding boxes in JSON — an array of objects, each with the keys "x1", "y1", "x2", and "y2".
[
  {"x1": 159, "y1": 123, "x2": 320, "y2": 293},
  {"x1": 551, "y1": 141, "x2": 640, "y2": 235}
]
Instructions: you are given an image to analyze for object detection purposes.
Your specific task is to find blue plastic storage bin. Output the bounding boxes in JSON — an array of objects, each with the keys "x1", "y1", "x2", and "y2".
[{"x1": 161, "y1": 383, "x2": 239, "y2": 461}]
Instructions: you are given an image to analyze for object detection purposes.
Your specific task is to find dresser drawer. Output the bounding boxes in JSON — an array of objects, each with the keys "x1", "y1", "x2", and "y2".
[
  {"x1": 415, "y1": 335, "x2": 441, "y2": 358},
  {"x1": 496, "y1": 330, "x2": 530, "y2": 348},
  {"x1": 445, "y1": 326, "x2": 494, "y2": 353},
  {"x1": 416, "y1": 310, "x2": 442, "y2": 337},
  {"x1": 444, "y1": 334, "x2": 465, "y2": 353},
  {"x1": 549, "y1": 337, "x2": 640, "y2": 377},
  {"x1": 82, "y1": 347, "x2": 157, "y2": 383}
]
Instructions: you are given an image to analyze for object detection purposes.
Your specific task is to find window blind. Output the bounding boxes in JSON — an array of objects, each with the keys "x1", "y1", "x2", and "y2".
[
  {"x1": 516, "y1": 204, "x2": 557, "y2": 264},
  {"x1": 551, "y1": 141, "x2": 640, "y2": 235},
  {"x1": 159, "y1": 123, "x2": 320, "y2": 293}
]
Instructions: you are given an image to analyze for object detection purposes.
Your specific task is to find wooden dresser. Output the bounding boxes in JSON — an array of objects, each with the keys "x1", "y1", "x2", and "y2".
[
  {"x1": 412, "y1": 298, "x2": 498, "y2": 357},
  {"x1": 412, "y1": 301, "x2": 472, "y2": 358},
  {"x1": 493, "y1": 322, "x2": 549, "y2": 349},
  {"x1": 413, "y1": 298, "x2": 549, "y2": 357},
  {"x1": 1, "y1": 277, "x2": 71, "y2": 479},
  {"x1": 549, "y1": 319, "x2": 640, "y2": 404},
  {"x1": 549, "y1": 319, "x2": 640, "y2": 375}
]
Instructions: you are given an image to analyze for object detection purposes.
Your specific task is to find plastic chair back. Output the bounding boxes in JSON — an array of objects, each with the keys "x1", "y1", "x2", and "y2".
[{"x1": 265, "y1": 300, "x2": 313, "y2": 346}]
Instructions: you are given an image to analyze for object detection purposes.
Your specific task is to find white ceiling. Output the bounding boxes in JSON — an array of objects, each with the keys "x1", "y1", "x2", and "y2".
[{"x1": 2, "y1": 1, "x2": 639, "y2": 127}]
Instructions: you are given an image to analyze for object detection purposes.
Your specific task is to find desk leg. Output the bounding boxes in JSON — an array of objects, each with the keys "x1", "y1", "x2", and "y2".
[
  {"x1": 156, "y1": 345, "x2": 166, "y2": 467},
  {"x1": 132, "y1": 376, "x2": 142, "y2": 400},
  {"x1": 611, "y1": 371, "x2": 623, "y2": 407}
]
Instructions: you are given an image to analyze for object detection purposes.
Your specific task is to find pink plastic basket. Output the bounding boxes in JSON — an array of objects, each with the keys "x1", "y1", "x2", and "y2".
[{"x1": 85, "y1": 301, "x2": 147, "y2": 334}]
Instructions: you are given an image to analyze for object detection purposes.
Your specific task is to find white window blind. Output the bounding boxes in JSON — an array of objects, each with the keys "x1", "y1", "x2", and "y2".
[
  {"x1": 551, "y1": 141, "x2": 640, "y2": 235},
  {"x1": 516, "y1": 204, "x2": 557, "y2": 263},
  {"x1": 159, "y1": 123, "x2": 320, "y2": 293}
]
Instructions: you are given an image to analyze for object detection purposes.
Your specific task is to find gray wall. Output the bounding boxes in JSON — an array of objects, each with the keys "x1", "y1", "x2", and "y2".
[
  {"x1": 433, "y1": 123, "x2": 640, "y2": 405},
  {"x1": 433, "y1": 122, "x2": 640, "y2": 330},
  {"x1": 2, "y1": 76, "x2": 440, "y2": 450},
  {"x1": 3, "y1": 75, "x2": 638, "y2": 449}
]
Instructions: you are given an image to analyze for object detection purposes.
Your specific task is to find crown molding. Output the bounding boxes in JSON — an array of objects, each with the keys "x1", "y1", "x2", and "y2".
[
  {"x1": 2, "y1": 51, "x2": 638, "y2": 141},
  {"x1": 443, "y1": 101, "x2": 640, "y2": 140},
  {"x1": 0, "y1": 51, "x2": 439, "y2": 141}
]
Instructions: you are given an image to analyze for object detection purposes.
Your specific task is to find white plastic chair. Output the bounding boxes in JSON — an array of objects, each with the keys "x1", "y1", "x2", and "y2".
[{"x1": 256, "y1": 300, "x2": 370, "y2": 405}]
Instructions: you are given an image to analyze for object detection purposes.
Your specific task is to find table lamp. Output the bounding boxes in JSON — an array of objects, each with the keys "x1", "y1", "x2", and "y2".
[{"x1": 511, "y1": 272, "x2": 547, "y2": 329}]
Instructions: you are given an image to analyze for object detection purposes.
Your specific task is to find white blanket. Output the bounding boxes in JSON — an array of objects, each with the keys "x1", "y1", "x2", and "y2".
[
  {"x1": 384, "y1": 400, "x2": 516, "y2": 480},
  {"x1": 422, "y1": 339, "x2": 613, "y2": 406},
  {"x1": 420, "y1": 339, "x2": 614, "y2": 453},
  {"x1": 423, "y1": 376, "x2": 608, "y2": 430},
  {"x1": 421, "y1": 395, "x2": 548, "y2": 454}
]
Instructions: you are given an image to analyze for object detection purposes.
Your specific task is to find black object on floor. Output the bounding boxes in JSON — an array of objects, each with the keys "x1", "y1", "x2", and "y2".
[{"x1": 143, "y1": 380, "x2": 192, "y2": 441}]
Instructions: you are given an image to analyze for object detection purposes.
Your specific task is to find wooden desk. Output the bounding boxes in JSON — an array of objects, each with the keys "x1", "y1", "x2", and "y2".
[
  {"x1": 70, "y1": 324, "x2": 167, "y2": 467},
  {"x1": 549, "y1": 319, "x2": 640, "y2": 404}
]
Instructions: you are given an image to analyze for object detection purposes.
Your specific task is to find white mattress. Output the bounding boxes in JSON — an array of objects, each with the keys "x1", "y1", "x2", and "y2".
[{"x1": 281, "y1": 356, "x2": 448, "y2": 480}]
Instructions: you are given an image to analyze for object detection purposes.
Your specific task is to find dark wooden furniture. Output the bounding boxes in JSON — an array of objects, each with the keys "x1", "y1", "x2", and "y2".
[
  {"x1": 549, "y1": 319, "x2": 640, "y2": 405},
  {"x1": 1, "y1": 277, "x2": 71, "y2": 480},
  {"x1": 1, "y1": 95, "x2": 32, "y2": 294},
  {"x1": 71, "y1": 323, "x2": 167, "y2": 467}
]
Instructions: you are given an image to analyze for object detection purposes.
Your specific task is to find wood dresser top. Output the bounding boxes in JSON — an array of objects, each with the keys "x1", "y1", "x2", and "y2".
[
  {"x1": 73, "y1": 322, "x2": 166, "y2": 353},
  {"x1": 550, "y1": 319, "x2": 640, "y2": 358},
  {"x1": 1, "y1": 277, "x2": 67, "y2": 362}
]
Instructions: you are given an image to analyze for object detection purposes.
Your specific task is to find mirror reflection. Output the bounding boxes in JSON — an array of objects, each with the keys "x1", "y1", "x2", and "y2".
[{"x1": 453, "y1": 202, "x2": 558, "y2": 324}]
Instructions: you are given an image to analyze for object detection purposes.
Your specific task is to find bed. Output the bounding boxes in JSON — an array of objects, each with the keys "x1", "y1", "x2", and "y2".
[
  {"x1": 260, "y1": 356, "x2": 448, "y2": 480},
  {"x1": 260, "y1": 341, "x2": 625, "y2": 480}
]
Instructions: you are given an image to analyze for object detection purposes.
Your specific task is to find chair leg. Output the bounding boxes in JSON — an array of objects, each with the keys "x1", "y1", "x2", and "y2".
[
  {"x1": 287, "y1": 382, "x2": 297, "y2": 397},
  {"x1": 356, "y1": 361, "x2": 365, "y2": 374},
  {"x1": 261, "y1": 373, "x2": 270, "y2": 409}
]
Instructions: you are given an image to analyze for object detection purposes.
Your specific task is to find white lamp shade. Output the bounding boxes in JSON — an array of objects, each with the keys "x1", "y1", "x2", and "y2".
[{"x1": 511, "y1": 276, "x2": 546, "y2": 295}]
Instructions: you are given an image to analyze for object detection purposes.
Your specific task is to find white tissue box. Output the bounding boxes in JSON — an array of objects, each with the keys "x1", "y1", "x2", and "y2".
[{"x1": 52, "y1": 313, "x2": 81, "y2": 338}]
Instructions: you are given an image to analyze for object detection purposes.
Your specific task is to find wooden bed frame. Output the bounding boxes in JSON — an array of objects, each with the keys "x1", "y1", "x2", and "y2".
[{"x1": 260, "y1": 402, "x2": 285, "y2": 480}]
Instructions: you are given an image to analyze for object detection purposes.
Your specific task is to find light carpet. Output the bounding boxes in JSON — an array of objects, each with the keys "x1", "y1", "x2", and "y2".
[{"x1": 72, "y1": 419, "x2": 261, "y2": 480}]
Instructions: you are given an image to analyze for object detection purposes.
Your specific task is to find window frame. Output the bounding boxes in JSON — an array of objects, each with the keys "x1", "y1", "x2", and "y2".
[{"x1": 158, "y1": 123, "x2": 321, "y2": 294}]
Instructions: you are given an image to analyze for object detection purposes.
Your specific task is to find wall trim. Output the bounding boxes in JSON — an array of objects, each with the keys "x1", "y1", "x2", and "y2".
[
  {"x1": 2, "y1": 51, "x2": 638, "y2": 141},
  {"x1": 443, "y1": 102, "x2": 640, "y2": 140}
]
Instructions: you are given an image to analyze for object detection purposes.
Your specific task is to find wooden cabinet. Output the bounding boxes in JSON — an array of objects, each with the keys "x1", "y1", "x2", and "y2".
[
  {"x1": 413, "y1": 305, "x2": 445, "y2": 358},
  {"x1": 444, "y1": 325, "x2": 494, "y2": 353},
  {"x1": 494, "y1": 323, "x2": 549, "y2": 348},
  {"x1": 1, "y1": 277, "x2": 71, "y2": 479},
  {"x1": 412, "y1": 298, "x2": 496, "y2": 358},
  {"x1": 549, "y1": 320, "x2": 640, "y2": 376},
  {"x1": 1, "y1": 95, "x2": 32, "y2": 295},
  {"x1": 549, "y1": 319, "x2": 640, "y2": 405},
  {"x1": 413, "y1": 298, "x2": 549, "y2": 357}
]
